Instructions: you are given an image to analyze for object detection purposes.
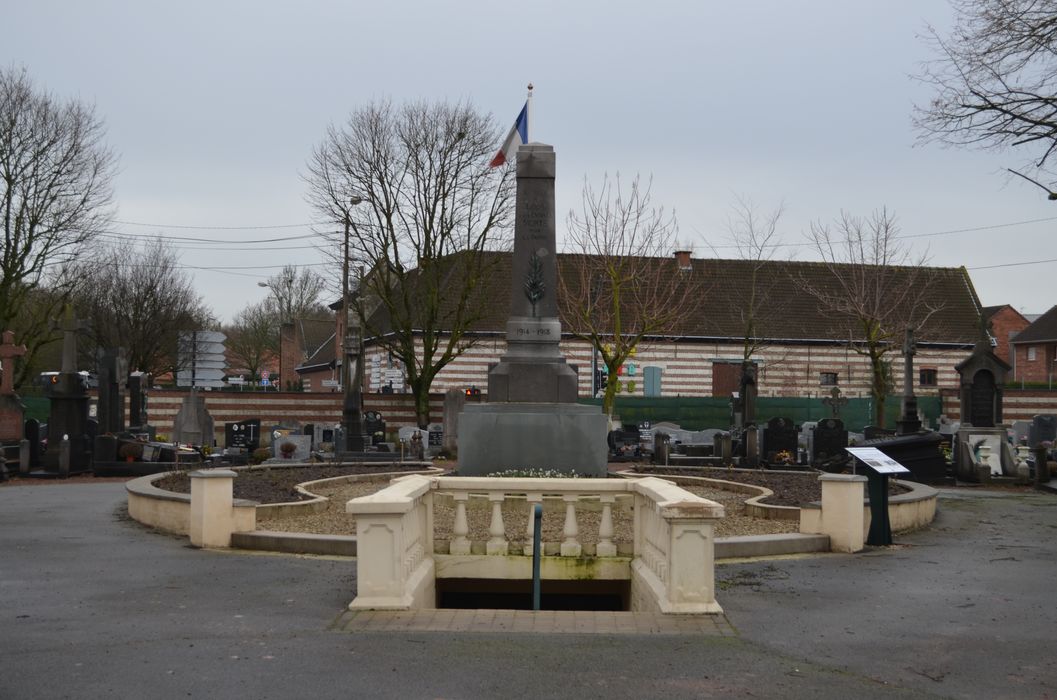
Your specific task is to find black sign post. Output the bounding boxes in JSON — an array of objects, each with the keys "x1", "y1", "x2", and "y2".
[{"x1": 846, "y1": 447, "x2": 910, "y2": 546}]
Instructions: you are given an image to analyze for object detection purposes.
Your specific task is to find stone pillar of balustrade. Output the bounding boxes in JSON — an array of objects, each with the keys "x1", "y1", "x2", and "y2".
[
  {"x1": 346, "y1": 474, "x2": 435, "y2": 610},
  {"x1": 818, "y1": 473, "x2": 868, "y2": 553},
  {"x1": 189, "y1": 469, "x2": 238, "y2": 548}
]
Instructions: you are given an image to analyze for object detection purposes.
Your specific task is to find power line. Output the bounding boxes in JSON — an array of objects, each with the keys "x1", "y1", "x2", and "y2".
[
  {"x1": 694, "y1": 214, "x2": 1057, "y2": 250},
  {"x1": 112, "y1": 218, "x2": 318, "y2": 230},
  {"x1": 93, "y1": 229, "x2": 333, "y2": 244},
  {"x1": 968, "y1": 257, "x2": 1057, "y2": 270}
]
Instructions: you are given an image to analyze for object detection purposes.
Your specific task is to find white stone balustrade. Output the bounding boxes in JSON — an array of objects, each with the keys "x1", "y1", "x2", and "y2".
[{"x1": 346, "y1": 475, "x2": 726, "y2": 614}]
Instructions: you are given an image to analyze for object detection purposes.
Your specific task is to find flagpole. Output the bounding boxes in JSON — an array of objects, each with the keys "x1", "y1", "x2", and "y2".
[{"x1": 526, "y1": 82, "x2": 533, "y2": 142}]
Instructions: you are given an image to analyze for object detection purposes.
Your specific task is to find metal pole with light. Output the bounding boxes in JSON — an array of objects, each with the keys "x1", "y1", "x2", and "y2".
[{"x1": 340, "y1": 196, "x2": 366, "y2": 452}]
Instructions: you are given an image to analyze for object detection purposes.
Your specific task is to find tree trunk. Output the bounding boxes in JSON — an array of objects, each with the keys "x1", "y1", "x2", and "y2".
[
  {"x1": 870, "y1": 350, "x2": 887, "y2": 427},
  {"x1": 412, "y1": 382, "x2": 431, "y2": 429}
]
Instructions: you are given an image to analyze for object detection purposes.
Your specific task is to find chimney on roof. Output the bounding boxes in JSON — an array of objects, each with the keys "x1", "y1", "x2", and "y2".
[{"x1": 674, "y1": 250, "x2": 692, "y2": 271}]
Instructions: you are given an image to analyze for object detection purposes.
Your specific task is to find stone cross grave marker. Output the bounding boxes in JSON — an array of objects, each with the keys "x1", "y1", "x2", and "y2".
[
  {"x1": 821, "y1": 386, "x2": 848, "y2": 419},
  {"x1": 0, "y1": 331, "x2": 28, "y2": 445},
  {"x1": 0, "y1": 331, "x2": 28, "y2": 396}
]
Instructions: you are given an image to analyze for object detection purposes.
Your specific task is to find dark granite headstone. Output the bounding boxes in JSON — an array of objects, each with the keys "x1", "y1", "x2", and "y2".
[
  {"x1": 23, "y1": 419, "x2": 41, "y2": 472},
  {"x1": 812, "y1": 418, "x2": 849, "y2": 468},
  {"x1": 863, "y1": 426, "x2": 896, "y2": 441},
  {"x1": 94, "y1": 434, "x2": 118, "y2": 463},
  {"x1": 224, "y1": 419, "x2": 261, "y2": 451},
  {"x1": 762, "y1": 417, "x2": 798, "y2": 463},
  {"x1": 363, "y1": 411, "x2": 385, "y2": 445},
  {"x1": 740, "y1": 364, "x2": 758, "y2": 427},
  {"x1": 1029, "y1": 414, "x2": 1056, "y2": 447},
  {"x1": 41, "y1": 314, "x2": 92, "y2": 475},
  {"x1": 127, "y1": 372, "x2": 150, "y2": 428},
  {"x1": 96, "y1": 348, "x2": 128, "y2": 434}
]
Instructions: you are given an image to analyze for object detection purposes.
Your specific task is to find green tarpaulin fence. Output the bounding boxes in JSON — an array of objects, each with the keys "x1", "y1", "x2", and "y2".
[{"x1": 577, "y1": 396, "x2": 942, "y2": 432}]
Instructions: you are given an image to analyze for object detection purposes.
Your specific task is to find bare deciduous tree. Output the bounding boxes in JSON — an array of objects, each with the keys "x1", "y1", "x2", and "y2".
[
  {"x1": 716, "y1": 195, "x2": 789, "y2": 365},
  {"x1": 71, "y1": 239, "x2": 213, "y2": 378},
  {"x1": 796, "y1": 209, "x2": 943, "y2": 427},
  {"x1": 261, "y1": 265, "x2": 327, "y2": 322},
  {"x1": 305, "y1": 99, "x2": 513, "y2": 427},
  {"x1": 915, "y1": 0, "x2": 1057, "y2": 192},
  {"x1": 0, "y1": 67, "x2": 117, "y2": 386},
  {"x1": 558, "y1": 175, "x2": 703, "y2": 418},
  {"x1": 224, "y1": 301, "x2": 276, "y2": 382}
]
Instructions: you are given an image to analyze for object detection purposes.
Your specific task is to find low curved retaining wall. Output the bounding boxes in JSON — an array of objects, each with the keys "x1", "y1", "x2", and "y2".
[
  {"x1": 799, "y1": 479, "x2": 939, "y2": 535},
  {"x1": 126, "y1": 463, "x2": 439, "y2": 536},
  {"x1": 618, "y1": 469, "x2": 940, "y2": 536}
]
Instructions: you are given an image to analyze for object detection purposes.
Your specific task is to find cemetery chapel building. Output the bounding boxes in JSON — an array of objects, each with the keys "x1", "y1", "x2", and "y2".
[{"x1": 303, "y1": 251, "x2": 984, "y2": 401}]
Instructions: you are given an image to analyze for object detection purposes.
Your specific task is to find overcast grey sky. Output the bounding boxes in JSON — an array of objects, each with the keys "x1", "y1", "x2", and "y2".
[{"x1": 4, "y1": 1, "x2": 1053, "y2": 323}]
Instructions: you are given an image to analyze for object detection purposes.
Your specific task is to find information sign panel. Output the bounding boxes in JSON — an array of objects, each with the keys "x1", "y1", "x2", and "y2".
[{"x1": 845, "y1": 447, "x2": 910, "y2": 474}]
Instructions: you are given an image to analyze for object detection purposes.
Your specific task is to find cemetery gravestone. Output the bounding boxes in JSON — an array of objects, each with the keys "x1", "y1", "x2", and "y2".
[
  {"x1": 427, "y1": 422, "x2": 443, "y2": 456},
  {"x1": 896, "y1": 328, "x2": 922, "y2": 435},
  {"x1": 955, "y1": 329, "x2": 1010, "y2": 428},
  {"x1": 172, "y1": 390, "x2": 215, "y2": 447},
  {"x1": 42, "y1": 314, "x2": 92, "y2": 475},
  {"x1": 1029, "y1": 415, "x2": 1056, "y2": 448},
  {"x1": 821, "y1": 386, "x2": 848, "y2": 419},
  {"x1": 96, "y1": 348, "x2": 128, "y2": 434},
  {"x1": 363, "y1": 411, "x2": 385, "y2": 445},
  {"x1": 763, "y1": 417, "x2": 798, "y2": 463},
  {"x1": 225, "y1": 419, "x2": 261, "y2": 451},
  {"x1": 812, "y1": 418, "x2": 849, "y2": 469},
  {"x1": 442, "y1": 388, "x2": 465, "y2": 455},
  {"x1": 312, "y1": 424, "x2": 336, "y2": 449},
  {"x1": 1011, "y1": 420, "x2": 1031, "y2": 447},
  {"x1": 272, "y1": 434, "x2": 311, "y2": 461},
  {"x1": 863, "y1": 426, "x2": 896, "y2": 441}
]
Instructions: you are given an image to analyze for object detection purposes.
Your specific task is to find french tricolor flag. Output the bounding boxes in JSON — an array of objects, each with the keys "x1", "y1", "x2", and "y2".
[{"x1": 489, "y1": 102, "x2": 529, "y2": 168}]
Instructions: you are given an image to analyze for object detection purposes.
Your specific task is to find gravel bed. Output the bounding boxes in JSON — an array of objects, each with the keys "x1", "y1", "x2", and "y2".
[
  {"x1": 633, "y1": 466, "x2": 908, "y2": 507},
  {"x1": 153, "y1": 464, "x2": 427, "y2": 504}
]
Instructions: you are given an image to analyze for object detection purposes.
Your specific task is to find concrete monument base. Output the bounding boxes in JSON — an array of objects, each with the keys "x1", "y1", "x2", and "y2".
[{"x1": 457, "y1": 403, "x2": 607, "y2": 476}]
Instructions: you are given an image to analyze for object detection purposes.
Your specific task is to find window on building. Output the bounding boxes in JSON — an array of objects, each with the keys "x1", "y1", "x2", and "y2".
[
  {"x1": 1028, "y1": 346, "x2": 1037, "y2": 361},
  {"x1": 919, "y1": 368, "x2": 938, "y2": 387},
  {"x1": 819, "y1": 372, "x2": 838, "y2": 386}
]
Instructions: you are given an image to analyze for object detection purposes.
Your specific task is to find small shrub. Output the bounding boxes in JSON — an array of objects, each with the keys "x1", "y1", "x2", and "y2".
[
  {"x1": 117, "y1": 442, "x2": 144, "y2": 460},
  {"x1": 251, "y1": 447, "x2": 272, "y2": 465}
]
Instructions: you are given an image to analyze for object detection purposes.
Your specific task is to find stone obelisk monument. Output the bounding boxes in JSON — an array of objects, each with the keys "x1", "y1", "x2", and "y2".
[{"x1": 458, "y1": 143, "x2": 607, "y2": 476}]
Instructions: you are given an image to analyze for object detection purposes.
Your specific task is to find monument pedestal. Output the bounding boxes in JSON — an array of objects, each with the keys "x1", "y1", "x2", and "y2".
[
  {"x1": 458, "y1": 403, "x2": 608, "y2": 476},
  {"x1": 457, "y1": 143, "x2": 606, "y2": 476}
]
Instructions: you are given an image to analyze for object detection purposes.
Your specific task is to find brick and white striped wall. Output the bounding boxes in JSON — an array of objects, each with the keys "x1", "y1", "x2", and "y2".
[{"x1": 361, "y1": 336, "x2": 973, "y2": 400}]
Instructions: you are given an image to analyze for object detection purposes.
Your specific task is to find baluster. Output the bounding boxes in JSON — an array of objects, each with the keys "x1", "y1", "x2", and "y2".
[
  {"x1": 560, "y1": 495, "x2": 581, "y2": 556},
  {"x1": 524, "y1": 493, "x2": 543, "y2": 556},
  {"x1": 486, "y1": 493, "x2": 508, "y2": 555},
  {"x1": 450, "y1": 492, "x2": 471, "y2": 555},
  {"x1": 596, "y1": 495, "x2": 617, "y2": 557}
]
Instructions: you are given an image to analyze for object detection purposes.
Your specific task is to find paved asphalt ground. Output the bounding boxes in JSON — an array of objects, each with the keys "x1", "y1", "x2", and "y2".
[{"x1": 1, "y1": 481, "x2": 1054, "y2": 699}]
